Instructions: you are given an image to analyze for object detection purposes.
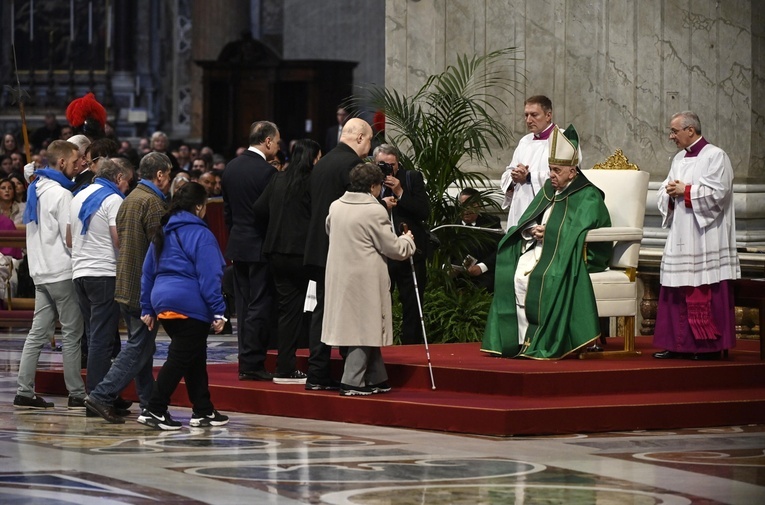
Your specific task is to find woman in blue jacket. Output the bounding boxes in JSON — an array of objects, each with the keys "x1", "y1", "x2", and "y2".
[{"x1": 139, "y1": 182, "x2": 228, "y2": 430}]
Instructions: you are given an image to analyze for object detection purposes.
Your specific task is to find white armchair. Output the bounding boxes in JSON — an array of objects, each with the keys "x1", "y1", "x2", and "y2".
[{"x1": 581, "y1": 150, "x2": 649, "y2": 358}]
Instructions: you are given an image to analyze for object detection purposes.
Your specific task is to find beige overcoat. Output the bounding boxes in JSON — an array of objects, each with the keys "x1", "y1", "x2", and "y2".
[{"x1": 321, "y1": 191, "x2": 416, "y2": 347}]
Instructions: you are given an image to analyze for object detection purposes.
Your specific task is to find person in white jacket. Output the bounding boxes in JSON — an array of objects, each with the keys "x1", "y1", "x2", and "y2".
[
  {"x1": 500, "y1": 96, "x2": 582, "y2": 229},
  {"x1": 14, "y1": 140, "x2": 86, "y2": 410}
]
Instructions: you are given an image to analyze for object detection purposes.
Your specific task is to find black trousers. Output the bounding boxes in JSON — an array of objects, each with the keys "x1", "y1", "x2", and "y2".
[
  {"x1": 270, "y1": 254, "x2": 310, "y2": 375},
  {"x1": 232, "y1": 260, "x2": 273, "y2": 373},
  {"x1": 389, "y1": 258, "x2": 427, "y2": 345},
  {"x1": 306, "y1": 267, "x2": 334, "y2": 383},
  {"x1": 149, "y1": 318, "x2": 214, "y2": 416}
]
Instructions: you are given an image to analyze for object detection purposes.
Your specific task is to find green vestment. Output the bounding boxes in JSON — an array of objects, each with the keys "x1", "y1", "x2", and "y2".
[{"x1": 482, "y1": 173, "x2": 612, "y2": 359}]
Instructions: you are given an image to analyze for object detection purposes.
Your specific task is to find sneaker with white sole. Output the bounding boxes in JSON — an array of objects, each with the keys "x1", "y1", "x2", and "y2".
[
  {"x1": 339, "y1": 384, "x2": 374, "y2": 396},
  {"x1": 136, "y1": 409, "x2": 182, "y2": 430},
  {"x1": 369, "y1": 381, "x2": 392, "y2": 394},
  {"x1": 189, "y1": 409, "x2": 229, "y2": 427},
  {"x1": 273, "y1": 370, "x2": 308, "y2": 385}
]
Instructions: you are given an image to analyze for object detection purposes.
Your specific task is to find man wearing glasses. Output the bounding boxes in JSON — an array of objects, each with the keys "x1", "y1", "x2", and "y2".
[{"x1": 653, "y1": 111, "x2": 740, "y2": 361}]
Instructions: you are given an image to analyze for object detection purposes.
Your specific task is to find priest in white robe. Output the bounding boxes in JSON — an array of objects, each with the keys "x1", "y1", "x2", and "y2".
[
  {"x1": 500, "y1": 96, "x2": 582, "y2": 228},
  {"x1": 653, "y1": 111, "x2": 740, "y2": 361}
]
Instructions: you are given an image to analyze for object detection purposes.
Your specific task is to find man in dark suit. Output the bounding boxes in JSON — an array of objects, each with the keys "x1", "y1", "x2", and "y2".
[
  {"x1": 374, "y1": 144, "x2": 431, "y2": 345},
  {"x1": 304, "y1": 117, "x2": 373, "y2": 390},
  {"x1": 323, "y1": 106, "x2": 350, "y2": 153},
  {"x1": 453, "y1": 187, "x2": 502, "y2": 293},
  {"x1": 222, "y1": 121, "x2": 280, "y2": 381}
]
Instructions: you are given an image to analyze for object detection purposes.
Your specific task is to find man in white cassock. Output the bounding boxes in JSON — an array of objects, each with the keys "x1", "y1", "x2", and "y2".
[
  {"x1": 500, "y1": 95, "x2": 581, "y2": 228},
  {"x1": 653, "y1": 111, "x2": 740, "y2": 361}
]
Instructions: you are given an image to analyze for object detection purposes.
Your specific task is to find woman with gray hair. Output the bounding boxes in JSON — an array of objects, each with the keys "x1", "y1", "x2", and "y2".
[
  {"x1": 150, "y1": 131, "x2": 180, "y2": 173},
  {"x1": 321, "y1": 163, "x2": 415, "y2": 396}
]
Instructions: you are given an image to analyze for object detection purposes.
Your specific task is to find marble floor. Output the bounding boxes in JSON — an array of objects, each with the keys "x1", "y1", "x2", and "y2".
[{"x1": 0, "y1": 330, "x2": 763, "y2": 504}]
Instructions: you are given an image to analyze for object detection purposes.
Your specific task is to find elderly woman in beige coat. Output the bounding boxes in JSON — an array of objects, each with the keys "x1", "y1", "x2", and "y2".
[{"x1": 322, "y1": 163, "x2": 416, "y2": 396}]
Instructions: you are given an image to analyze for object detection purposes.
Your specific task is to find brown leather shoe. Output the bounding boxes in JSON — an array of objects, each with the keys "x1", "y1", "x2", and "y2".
[{"x1": 85, "y1": 398, "x2": 125, "y2": 424}]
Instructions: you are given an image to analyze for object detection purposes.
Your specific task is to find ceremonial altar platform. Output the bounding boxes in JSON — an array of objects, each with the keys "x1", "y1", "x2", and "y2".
[{"x1": 34, "y1": 337, "x2": 765, "y2": 437}]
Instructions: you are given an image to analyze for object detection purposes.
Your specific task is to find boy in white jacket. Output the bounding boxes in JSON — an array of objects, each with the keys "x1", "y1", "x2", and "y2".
[{"x1": 14, "y1": 140, "x2": 86, "y2": 410}]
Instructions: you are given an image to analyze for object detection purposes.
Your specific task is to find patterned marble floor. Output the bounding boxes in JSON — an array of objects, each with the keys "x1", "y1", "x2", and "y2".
[{"x1": 0, "y1": 330, "x2": 763, "y2": 504}]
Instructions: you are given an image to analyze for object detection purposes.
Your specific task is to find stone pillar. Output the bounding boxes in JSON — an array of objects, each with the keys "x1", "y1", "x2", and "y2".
[{"x1": 190, "y1": 1, "x2": 251, "y2": 142}]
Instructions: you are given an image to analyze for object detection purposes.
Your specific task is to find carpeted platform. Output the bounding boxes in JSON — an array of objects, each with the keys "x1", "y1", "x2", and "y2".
[{"x1": 36, "y1": 337, "x2": 765, "y2": 436}]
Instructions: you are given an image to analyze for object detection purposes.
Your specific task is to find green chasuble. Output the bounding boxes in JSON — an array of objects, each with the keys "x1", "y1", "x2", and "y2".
[{"x1": 482, "y1": 173, "x2": 612, "y2": 359}]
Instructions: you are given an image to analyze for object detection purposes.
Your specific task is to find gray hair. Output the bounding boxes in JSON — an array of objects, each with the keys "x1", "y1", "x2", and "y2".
[
  {"x1": 139, "y1": 152, "x2": 172, "y2": 180},
  {"x1": 67, "y1": 134, "x2": 91, "y2": 153},
  {"x1": 671, "y1": 111, "x2": 702, "y2": 135},
  {"x1": 372, "y1": 143, "x2": 400, "y2": 161},
  {"x1": 96, "y1": 158, "x2": 133, "y2": 183}
]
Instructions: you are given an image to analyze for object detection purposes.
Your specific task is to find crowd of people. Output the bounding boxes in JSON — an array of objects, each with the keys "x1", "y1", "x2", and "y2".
[{"x1": 6, "y1": 92, "x2": 740, "y2": 429}]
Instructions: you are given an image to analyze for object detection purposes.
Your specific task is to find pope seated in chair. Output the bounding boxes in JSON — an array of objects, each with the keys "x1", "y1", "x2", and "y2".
[{"x1": 482, "y1": 125, "x2": 612, "y2": 360}]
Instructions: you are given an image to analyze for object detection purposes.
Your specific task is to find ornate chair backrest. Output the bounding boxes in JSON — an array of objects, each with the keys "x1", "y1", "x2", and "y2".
[{"x1": 583, "y1": 150, "x2": 649, "y2": 270}]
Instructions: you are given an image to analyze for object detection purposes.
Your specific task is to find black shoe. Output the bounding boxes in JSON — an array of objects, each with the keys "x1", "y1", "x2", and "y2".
[
  {"x1": 239, "y1": 369, "x2": 273, "y2": 381},
  {"x1": 692, "y1": 351, "x2": 722, "y2": 361},
  {"x1": 84, "y1": 398, "x2": 125, "y2": 424},
  {"x1": 189, "y1": 409, "x2": 229, "y2": 427},
  {"x1": 653, "y1": 350, "x2": 688, "y2": 359},
  {"x1": 67, "y1": 396, "x2": 87, "y2": 410},
  {"x1": 13, "y1": 394, "x2": 54, "y2": 409},
  {"x1": 339, "y1": 384, "x2": 374, "y2": 396},
  {"x1": 305, "y1": 378, "x2": 341, "y2": 391},
  {"x1": 114, "y1": 397, "x2": 133, "y2": 410},
  {"x1": 137, "y1": 409, "x2": 182, "y2": 430},
  {"x1": 273, "y1": 370, "x2": 307, "y2": 385},
  {"x1": 88, "y1": 406, "x2": 130, "y2": 418},
  {"x1": 369, "y1": 381, "x2": 392, "y2": 394}
]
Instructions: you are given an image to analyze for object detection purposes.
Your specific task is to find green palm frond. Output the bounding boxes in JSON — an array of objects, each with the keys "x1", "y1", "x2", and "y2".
[{"x1": 349, "y1": 48, "x2": 521, "y2": 340}]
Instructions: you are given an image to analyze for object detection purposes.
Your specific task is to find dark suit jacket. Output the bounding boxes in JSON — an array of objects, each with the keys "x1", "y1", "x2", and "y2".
[
  {"x1": 466, "y1": 213, "x2": 502, "y2": 272},
  {"x1": 253, "y1": 170, "x2": 311, "y2": 257},
  {"x1": 324, "y1": 124, "x2": 341, "y2": 153},
  {"x1": 304, "y1": 143, "x2": 362, "y2": 268},
  {"x1": 71, "y1": 169, "x2": 96, "y2": 193},
  {"x1": 451, "y1": 213, "x2": 502, "y2": 292},
  {"x1": 222, "y1": 149, "x2": 277, "y2": 262},
  {"x1": 384, "y1": 167, "x2": 430, "y2": 261}
]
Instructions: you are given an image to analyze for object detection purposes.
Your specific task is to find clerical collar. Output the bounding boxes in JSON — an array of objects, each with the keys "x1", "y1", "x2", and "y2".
[
  {"x1": 534, "y1": 123, "x2": 556, "y2": 140},
  {"x1": 684, "y1": 137, "x2": 708, "y2": 158}
]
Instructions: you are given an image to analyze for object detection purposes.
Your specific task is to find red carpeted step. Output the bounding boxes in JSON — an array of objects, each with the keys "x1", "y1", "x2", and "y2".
[{"x1": 34, "y1": 337, "x2": 765, "y2": 436}]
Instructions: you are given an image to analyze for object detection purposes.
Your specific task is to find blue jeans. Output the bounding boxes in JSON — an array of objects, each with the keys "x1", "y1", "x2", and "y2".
[
  {"x1": 74, "y1": 276, "x2": 121, "y2": 392},
  {"x1": 17, "y1": 279, "x2": 85, "y2": 399},
  {"x1": 88, "y1": 304, "x2": 157, "y2": 409}
]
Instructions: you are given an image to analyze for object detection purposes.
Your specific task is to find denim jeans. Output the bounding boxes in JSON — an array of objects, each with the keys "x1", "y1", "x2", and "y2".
[
  {"x1": 88, "y1": 304, "x2": 157, "y2": 409},
  {"x1": 17, "y1": 279, "x2": 85, "y2": 399},
  {"x1": 74, "y1": 276, "x2": 121, "y2": 392}
]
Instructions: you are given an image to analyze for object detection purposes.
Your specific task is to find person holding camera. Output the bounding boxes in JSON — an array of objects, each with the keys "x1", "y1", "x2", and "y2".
[{"x1": 373, "y1": 144, "x2": 430, "y2": 345}]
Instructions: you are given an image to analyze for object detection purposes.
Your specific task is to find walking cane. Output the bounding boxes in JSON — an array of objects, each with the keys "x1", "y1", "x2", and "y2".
[{"x1": 399, "y1": 223, "x2": 436, "y2": 390}]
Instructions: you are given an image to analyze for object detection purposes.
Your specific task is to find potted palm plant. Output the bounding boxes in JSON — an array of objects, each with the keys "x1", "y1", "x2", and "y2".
[{"x1": 350, "y1": 48, "x2": 521, "y2": 343}]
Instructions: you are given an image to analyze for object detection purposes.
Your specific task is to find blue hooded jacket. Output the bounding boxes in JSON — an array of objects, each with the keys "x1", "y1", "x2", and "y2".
[{"x1": 141, "y1": 210, "x2": 226, "y2": 323}]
